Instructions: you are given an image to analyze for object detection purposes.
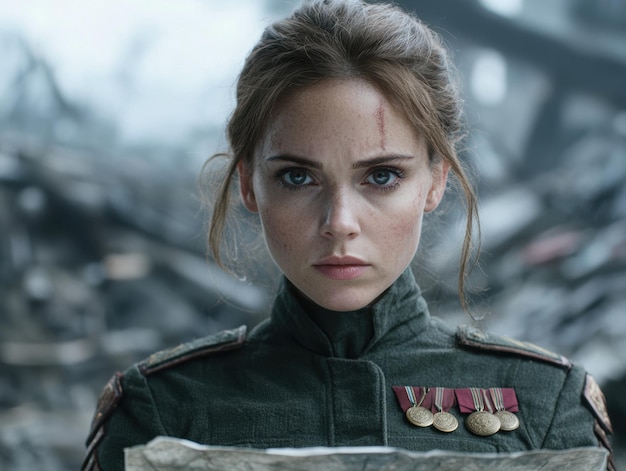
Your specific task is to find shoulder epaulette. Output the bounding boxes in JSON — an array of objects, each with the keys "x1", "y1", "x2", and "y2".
[
  {"x1": 583, "y1": 373, "x2": 615, "y2": 470},
  {"x1": 456, "y1": 325, "x2": 572, "y2": 369},
  {"x1": 83, "y1": 372, "x2": 123, "y2": 470},
  {"x1": 139, "y1": 325, "x2": 247, "y2": 376},
  {"x1": 82, "y1": 325, "x2": 247, "y2": 470}
]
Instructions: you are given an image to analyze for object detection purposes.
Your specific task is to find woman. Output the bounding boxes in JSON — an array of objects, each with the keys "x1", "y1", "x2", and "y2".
[{"x1": 83, "y1": 1, "x2": 614, "y2": 470}]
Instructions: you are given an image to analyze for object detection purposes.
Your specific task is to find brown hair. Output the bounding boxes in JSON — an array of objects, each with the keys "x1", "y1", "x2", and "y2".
[{"x1": 204, "y1": 0, "x2": 479, "y2": 310}]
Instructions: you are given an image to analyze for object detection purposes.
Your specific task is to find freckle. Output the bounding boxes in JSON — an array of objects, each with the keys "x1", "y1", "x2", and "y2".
[{"x1": 375, "y1": 102, "x2": 386, "y2": 150}]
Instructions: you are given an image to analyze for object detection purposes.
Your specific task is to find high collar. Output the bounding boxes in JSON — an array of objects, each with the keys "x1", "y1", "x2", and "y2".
[{"x1": 270, "y1": 269, "x2": 431, "y2": 358}]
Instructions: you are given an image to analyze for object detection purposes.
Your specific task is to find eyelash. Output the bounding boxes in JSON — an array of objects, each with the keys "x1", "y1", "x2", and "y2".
[
  {"x1": 274, "y1": 168, "x2": 314, "y2": 191},
  {"x1": 273, "y1": 166, "x2": 405, "y2": 192},
  {"x1": 365, "y1": 167, "x2": 405, "y2": 192}
]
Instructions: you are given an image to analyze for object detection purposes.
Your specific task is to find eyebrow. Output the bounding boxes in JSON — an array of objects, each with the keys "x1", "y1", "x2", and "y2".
[
  {"x1": 265, "y1": 154, "x2": 415, "y2": 169},
  {"x1": 351, "y1": 155, "x2": 415, "y2": 169},
  {"x1": 266, "y1": 154, "x2": 322, "y2": 169}
]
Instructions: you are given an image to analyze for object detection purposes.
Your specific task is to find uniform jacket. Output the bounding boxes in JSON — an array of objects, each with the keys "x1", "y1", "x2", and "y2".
[{"x1": 83, "y1": 269, "x2": 614, "y2": 470}]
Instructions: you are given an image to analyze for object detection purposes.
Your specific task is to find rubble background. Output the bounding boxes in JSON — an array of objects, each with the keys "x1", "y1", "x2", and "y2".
[{"x1": 0, "y1": 0, "x2": 624, "y2": 469}]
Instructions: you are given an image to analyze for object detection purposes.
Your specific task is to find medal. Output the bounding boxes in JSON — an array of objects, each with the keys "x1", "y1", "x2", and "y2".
[
  {"x1": 490, "y1": 388, "x2": 520, "y2": 432},
  {"x1": 494, "y1": 410, "x2": 519, "y2": 431},
  {"x1": 465, "y1": 388, "x2": 500, "y2": 436},
  {"x1": 405, "y1": 386, "x2": 434, "y2": 427},
  {"x1": 432, "y1": 387, "x2": 458, "y2": 433}
]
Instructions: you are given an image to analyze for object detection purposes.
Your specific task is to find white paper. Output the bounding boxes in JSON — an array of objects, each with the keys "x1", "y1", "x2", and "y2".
[{"x1": 125, "y1": 436, "x2": 608, "y2": 471}]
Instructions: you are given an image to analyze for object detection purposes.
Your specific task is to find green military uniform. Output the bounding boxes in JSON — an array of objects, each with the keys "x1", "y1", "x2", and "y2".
[{"x1": 83, "y1": 269, "x2": 614, "y2": 470}]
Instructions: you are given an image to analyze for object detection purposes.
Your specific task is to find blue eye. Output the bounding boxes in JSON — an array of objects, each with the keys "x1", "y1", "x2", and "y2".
[
  {"x1": 277, "y1": 168, "x2": 314, "y2": 188},
  {"x1": 366, "y1": 168, "x2": 402, "y2": 188},
  {"x1": 369, "y1": 170, "x2": 394, "y2": 185}
]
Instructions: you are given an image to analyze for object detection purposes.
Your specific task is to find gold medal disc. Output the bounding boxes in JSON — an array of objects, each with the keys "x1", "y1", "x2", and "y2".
[
  {"x1": 406, "y1": 406, "x2": 434, "y2": 427},
  {"x1": 433, "y1": 411, "x2": 458, "y2": 433},
  {"x1": 495, "y1": 410, "x2": 520, "y2": 431},
  {"x1": 466, "y1": 411, "x2": 501, "y2": 436}
]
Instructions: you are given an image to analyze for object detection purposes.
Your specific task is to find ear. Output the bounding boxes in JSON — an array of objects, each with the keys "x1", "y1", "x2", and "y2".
[
  {"x1": 238, "y1": 162, "x2": 258, "y2": 213},
  {"x1": 424, "y1": 159, "x2": 450, "y2": 213}
]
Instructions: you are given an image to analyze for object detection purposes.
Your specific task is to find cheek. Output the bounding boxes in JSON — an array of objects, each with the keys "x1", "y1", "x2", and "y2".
[
  {"x1": 387, "y1": 215, "x2": 423, "y2": 248},
  {"x1": 378, "y1": 192, "x2": 426, "y2": 240},
  {"x1": 252, "y1": 175, "x2": 303, "y2": 255},
  {"x1": 258, "y1": 205, "x2": 302, "y2": 255},
  {"x1": 373, "y1": 202, "x2": 425, "y2": 267}
]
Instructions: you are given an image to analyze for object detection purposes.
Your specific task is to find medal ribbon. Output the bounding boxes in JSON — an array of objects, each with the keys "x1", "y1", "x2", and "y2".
[
  {"x1": 392, "y1": 386, "x2": 433, "y2": 412},
  {"x1": 395, "y1": 387, "x2": 519, "y2": 414},
  {"x1": 491, "y1": 387, "x2": 519, "y2": 413},
  {"x1": 455, "y1": 387, "x2": 519, "y2": 413},
  {"x1": 430, "y1": 387, "x2": 456, "y2": 414},
  {"x1": 482, "y1": 389, "x2": 494, "y2": 413},
  {"x1": 456, "y1": 388, "x2": 484, "y2": 414}
]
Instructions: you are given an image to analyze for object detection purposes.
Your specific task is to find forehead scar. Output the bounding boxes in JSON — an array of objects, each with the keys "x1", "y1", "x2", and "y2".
[{"x1": 375, "y1": 102, "x2": 386, "y2": 150}]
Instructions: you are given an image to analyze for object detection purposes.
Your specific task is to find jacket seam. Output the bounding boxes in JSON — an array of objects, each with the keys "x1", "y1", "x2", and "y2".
[
  {"x1": 324, "y1": 359, "x2": 335, "y2": 447},
  {"x1": 539, "y1": 368, "x2": 570, "y2": 449},
  {"x1": 142, "y1": 370, "x2": 170, "y2": 437}
]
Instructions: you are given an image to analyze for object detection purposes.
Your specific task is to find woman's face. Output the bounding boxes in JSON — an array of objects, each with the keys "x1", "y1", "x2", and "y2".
[{"x1": 239, "y1": 78, "x2": 448, "y2": 311}]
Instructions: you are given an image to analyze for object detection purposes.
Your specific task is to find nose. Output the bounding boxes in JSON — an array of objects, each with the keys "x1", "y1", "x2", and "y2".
[{"x1": 319, "y1": 190, "x2": 361, "y2": 240}]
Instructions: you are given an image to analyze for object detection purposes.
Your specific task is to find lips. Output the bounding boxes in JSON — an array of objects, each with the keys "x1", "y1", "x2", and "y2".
[{"x1": 313, "y1": 255, "x2": 369, "y2": 280}]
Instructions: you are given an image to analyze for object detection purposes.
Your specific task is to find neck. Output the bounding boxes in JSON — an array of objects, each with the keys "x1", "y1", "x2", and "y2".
[{"x1": 270, "y1": 268, "x2": 430, "y2": 359}]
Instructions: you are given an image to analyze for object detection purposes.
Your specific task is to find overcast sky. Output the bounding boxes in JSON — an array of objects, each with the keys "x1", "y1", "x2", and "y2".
[{"x1": 0, "y1": 0, "x2": 293, "y2": 145}]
